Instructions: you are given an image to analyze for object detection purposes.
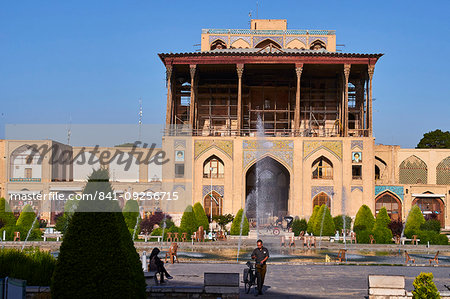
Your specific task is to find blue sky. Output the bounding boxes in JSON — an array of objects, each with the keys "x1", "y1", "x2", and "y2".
[{"x1": 1, "y1": 0, "x2": 449, "y2": 148}]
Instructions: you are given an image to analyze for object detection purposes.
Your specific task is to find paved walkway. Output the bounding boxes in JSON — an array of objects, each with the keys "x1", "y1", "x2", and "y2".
[{"x1": 163, "y1": 263, "x2": 450, "y2": 298}]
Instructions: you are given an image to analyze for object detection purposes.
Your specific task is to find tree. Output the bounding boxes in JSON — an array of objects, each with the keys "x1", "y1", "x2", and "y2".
[
  {"x1": 0, "y1": 198, "x2": 16, "y2": 228},
  {"x1": 230, "y1": 209, "x2": 249, "y2": 235},
  {"x1": 193, "y1": 202, "x2": 209, "y2": 231},
  {"x1": 405, "y1": 205, "x2": 426, "y2": 238},
  {"x1": 139, "y1": 212, "x2": 171, "y2": 235},
  {"x1": 354, "y1": 205, "x2": 375, "y2": 231},
  {"x1": 122, "y1": 200, "x2": 140, "y2": 238},
  {"x1": 54, "y1": 200, "x2": 78, "y2": 234},
  {"x1": 179, "y1": 205, "x2": 197, "y2": 236},
  {"x1": 51, "y1": 168, "x2": 145, "y2": 298},
  {"x1": 373, "y1": 207, "x2": 393, "y2": 244},
  {"x1": 417, "y1": 129, "x2": 450, "y2": 149},
  {"x1": 412, "y1": 272, "x2": 440, "y2": 299},
  {"x1": 333, "y1": 215, "x2": 352, "y2": 232},
  {"x1": 291, "y1": 218, "x2": 307, "y2": 236},
  {"x1": 313, "y1": 205, "x2": 335, "y2": 236},
  {"x1": 307, "y1": 205, "x2": 320, "y2": 234},
  {"x1": 16, "y1": 204, "x2": 38, "y2": 230},
  {"x1": 212, "y1": 214, "x2": 234, "y2": 231}
]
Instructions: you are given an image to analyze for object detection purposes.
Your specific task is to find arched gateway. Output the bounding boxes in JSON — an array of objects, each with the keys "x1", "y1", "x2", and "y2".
[{"x1": 245, "y1": 157, "x2": 290, "y2": 222}]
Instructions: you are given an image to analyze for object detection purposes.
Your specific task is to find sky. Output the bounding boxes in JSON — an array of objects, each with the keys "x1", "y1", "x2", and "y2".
[{"x1": 1, "y1": 0, "x2": 449, "y2": 148}]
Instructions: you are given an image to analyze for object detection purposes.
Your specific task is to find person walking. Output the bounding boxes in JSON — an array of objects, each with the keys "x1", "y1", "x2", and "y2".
[
  {"x1": 251, "y1": 239, "x2": 269, "y2": 296},
  {"x1": 148, "y1": 247, "x2": 173, "y2": 283}
]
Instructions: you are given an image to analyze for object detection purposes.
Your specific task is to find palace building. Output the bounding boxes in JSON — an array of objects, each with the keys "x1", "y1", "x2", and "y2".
[
  {"x1": 0, "y1": 20, "x2": 449, "y2": 228},
  {"x1": 158, "y1": 19, "x2": 450, "y2": 227}
]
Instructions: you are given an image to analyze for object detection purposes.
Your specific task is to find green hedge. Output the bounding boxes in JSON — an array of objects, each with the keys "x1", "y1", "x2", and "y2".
[
  {"x1": 193, "y1": 202, "x2": 209, "y2": 232},
  {"x1": 307, "y1": 205, "x2": 320, "y2": 234},
  {"x1": 373, "y1": 208, "x2": 393, "y2": 244},
  {"x1": 354, "y1": 205, "x2": 375, "y2": 232},
  {"x1": 291, "y1": 218, "x2": 307, "y2": 236},
  {"x1": 404, "y1": 205, "x2": 425, "y2": 238},
  {"x1": 0, "y1": 249, "x2": 56, "y2": 286},
  {"x1": 180, "y1": 205, "x2": 197, "y2": 236},
  {"x1": 230, "y1": 209, "x2": 249, "y2": 235},
  {"x1": 0, "y1": 197, "x2": 16, "y2": 228},
  {"x1": 313, "y1": 205, "x2": 335, "y2": 236},
  {"x1": 333, "y1": 215, "x2": 352, "y2": 231}
]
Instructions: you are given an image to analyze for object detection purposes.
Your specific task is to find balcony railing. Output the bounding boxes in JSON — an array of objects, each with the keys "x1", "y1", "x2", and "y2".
[
  {"x1": 10, "y1": 178, "x2": 41, "y2": 182},
  {"x1": 164, "y1": 127, "x2": 369, "y2": 138}
]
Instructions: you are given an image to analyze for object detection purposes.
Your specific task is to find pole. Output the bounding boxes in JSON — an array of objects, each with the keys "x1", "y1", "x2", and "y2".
[{"x1": 210, "y1": 167, "x2": 213, "y2": 223}]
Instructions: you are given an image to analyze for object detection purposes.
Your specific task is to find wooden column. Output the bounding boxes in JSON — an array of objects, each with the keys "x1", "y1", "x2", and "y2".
[
  {"x1": 343, "y1": 64, "x2": 351, "y2": 136},
  {"x1": 355, "y1": 79, "x2": 364, "y2": 131},
  {"x1": 367, "y1": 65, "x2": 375, "y2": 137},
  {"x1": 294, "y1": 63, "x2": 303, "y2": 135},
  {"x1": 189, "y1": 64, "x2": 196, "y2": 130},
  {"x1": 236, "y1": 64, "x2": 244, "y2": 136},
  {"x1": 165, "y1": 65, "x2": 173, "y2": 127}
]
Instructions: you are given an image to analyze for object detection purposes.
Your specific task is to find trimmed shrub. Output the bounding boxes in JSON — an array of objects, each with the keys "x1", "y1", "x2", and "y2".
[
  {"x1": 0, "y1": 249, "x2": 56, "y2": 286},
  {"x1": 405, "y1": 205, "x2": 426, "y2": 238},
  {"x1": 373, "y1": 227, "x2": 393, "y2": 244},
  {"x1": 291, "y1": 218, "x2": 307, "y2": 236},
  {"x1": 420, "y1": 220, "x2": 441, "y2": 233},
  {"x1": 417, "y1": 231, "x2": 448, "y2": 245},
  {"x1": 0, "y1": 198, "x2": 16, "y2": 228},
  {"x1": 313, "y1": 205, "x2": 335, "y2": 236},
  {"x1": 230, "y1": 209, "x2": 249, "y2": 235},
  {"x1": 354, "y1": 205, "x2": 375, "y2": 232},
  {"x1": 412, "y1": 272, "x2": 440, "y2": 299},
  {"x1": 122, "y1": 200, "x2": 140, "y2": 239},
  {"x1": 180, "y1": 205, "x2": 197, "y2": 236},
  {"x1": 355, "y1": 229, "x2": 372, "y2": 244},
  {"x1": 193, "y1": 202, "x2": 209, "y2": 231},
  {"x1": 374, "y1": 207, "x2": 391, "y2": 229},
  {"x1": 333, "y1": 215, "x2": 352, "y2": 232},
  {"x1": 51, "y1": 168, "x2": 145, "y2": 298},
  {"x1": 16, "y1": 204, "x2": 38, "y2": 230},
  {"x1": 307, "y1": 205, "x2": 320, "y2": 234}
]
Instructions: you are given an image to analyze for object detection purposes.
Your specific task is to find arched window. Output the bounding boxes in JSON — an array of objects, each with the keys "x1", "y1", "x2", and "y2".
[
  {"x1": 436, "y1": 157, "x2": 450, "y2": 185},
  {"x1": 313, "y1": 192, "x2": 331, "y2": 209},
  {"x1": 399, "y1": 156, "x2": 428, "y2": 184},
  {"x1": 310, "y1": 40, "x2": 326, "y2": 50},
  {"x1": 413, "y1": 195, "x2": 444, "y2": 227},
  {"x1": 203, "y1": 156, "x2": 224, "y2": 179},
  {"x1": 312, "y1": 157, "x2": 333, "y2": 179},
  {"x1": 375, "y1": 192, "x2": 402, "y2": 221},
  {"x1": 203, "y1": 191, "x2": 222, "y2": 218},
  {"x1": 210, "y1": 40, "x2": 227, "y2": 50},
  {"x1": 254, "y1": 39, "x2": 282, "y2": 49}
]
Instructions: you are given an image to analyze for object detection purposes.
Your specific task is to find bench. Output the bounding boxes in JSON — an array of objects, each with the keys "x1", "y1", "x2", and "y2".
[
  {"x1": 144, "y1": 271, "x2": 159, "y2": 285},
  {"x1": 138, "y1": 234, "x2": 162, "y2": 242},
  {"x1": 43, "y1": 232, "x2": 62, "y2": 241},
  {"x1": 204, "y1": 272, "x2": 239, "y2": 295},
  {"x1": 368, "y1": 275, "x2": 406, "y2": 297}
]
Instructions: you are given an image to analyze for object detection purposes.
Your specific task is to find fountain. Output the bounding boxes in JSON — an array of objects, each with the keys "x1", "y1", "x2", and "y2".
[{"x1": 21, "y1": 214, "x2": 39, "y2": 252}]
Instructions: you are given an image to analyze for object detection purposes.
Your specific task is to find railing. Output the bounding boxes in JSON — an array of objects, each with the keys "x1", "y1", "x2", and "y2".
[
  {"x1": 202, "y1": 29, "x2": 336, "y2": 35},
  {"x1": 203, "y1": 173, "x2": 225, "y2": 179},
  {"x1": 9, "y1": 178, "x2": 41, "y2": 182},
  {"x1": 164, "y1": 125, "x2": 370, "y2": 138}
]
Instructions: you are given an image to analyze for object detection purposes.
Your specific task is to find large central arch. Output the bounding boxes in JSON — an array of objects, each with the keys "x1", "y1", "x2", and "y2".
[{"x1": 245, "y1": 156, "x2": 290, "y2": 222}]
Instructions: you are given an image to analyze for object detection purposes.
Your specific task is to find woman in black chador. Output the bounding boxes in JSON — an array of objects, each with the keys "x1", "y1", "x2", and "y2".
[{"x1": 148, "y1": 247, "x2": 173, "y2": 283}]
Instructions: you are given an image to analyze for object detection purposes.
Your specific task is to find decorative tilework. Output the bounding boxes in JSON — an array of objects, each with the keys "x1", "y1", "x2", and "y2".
[
  {"x1": 230, "y1": 36, "x2": 252, "y2": 46},
  {"x1": 194, "y1": 140, "x2": 233, "y2": 160},
  {"x1": 351, "y1": 140, "x2": 364, "y2": 150},
  {"x1": 351, "y1": 186, "x2": 363, "y2": 193},
  {"x1": 242, "y1": 140, "x2": 294, "y2": 170},
  {"x1": 285, "y1": 36, "x2": 307, "y2": 46},
  {"x1": 174, "y1": 139, "x2": 186, "y2": 149},
  {"x1": 209, "y1": 35, "x2": 229, "y2": 45},
  {"x1": 375, "y1": 185, "x2": 404, "y2": 201},
  {"x1": 173, "y1": 185, "x2": 186, "y2": 191},
  {"x1": 311, "y1": 186, "x2": 334, "y2": 199},
  {"x1": 253, "y1": 36, "x2": 283, "y2": 47},
  {"x1": 308, "y1": 36, "x2": 328, "y2": 45},
  {"x1": 202, "y1": 185, "x2": 224, "y2": 197},
  {"x1": 303, "y1": 141, "x2": 342, "y2": 161}
]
